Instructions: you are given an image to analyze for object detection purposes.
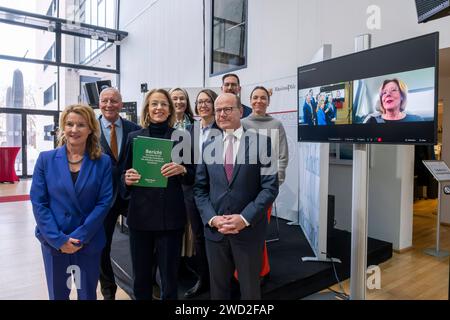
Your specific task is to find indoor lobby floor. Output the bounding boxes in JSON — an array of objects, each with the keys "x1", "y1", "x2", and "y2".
[
  {"x1": 0, "y1": 179, "x2": 130, "y2": 300},
  {"x1": 0, "y1": 180, "x2": 449, "y2": 300}
]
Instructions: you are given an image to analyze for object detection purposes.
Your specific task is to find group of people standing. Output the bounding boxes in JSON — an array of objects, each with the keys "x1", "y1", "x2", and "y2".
[
  {"x1": 302, "y1": 89, "x2": 337, "y2": 126},
  {"x1": 30, "y1": 73, "x2": 289, "y2": 300}
]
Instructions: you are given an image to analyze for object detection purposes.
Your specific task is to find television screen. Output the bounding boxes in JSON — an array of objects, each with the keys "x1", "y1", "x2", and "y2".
[
  {"x1": 83, "y1": 82, "x2": 99, "y2": 107},
  {"x1": 297, "y1": 32, "x2": 438, "y2": 144}
]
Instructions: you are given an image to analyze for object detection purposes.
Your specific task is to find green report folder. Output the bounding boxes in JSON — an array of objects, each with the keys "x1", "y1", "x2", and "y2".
[{"x1": 132, "y1": 136, "x2": 174, "y2": 188}]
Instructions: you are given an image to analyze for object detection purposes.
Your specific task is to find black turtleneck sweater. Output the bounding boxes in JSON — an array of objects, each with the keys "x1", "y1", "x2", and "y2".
[{"x1": 148, "y1": 120, "x2": 169, "y2": 138}]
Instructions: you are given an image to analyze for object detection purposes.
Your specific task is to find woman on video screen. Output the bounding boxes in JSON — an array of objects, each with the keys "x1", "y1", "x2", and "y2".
[{"x1": 364, "y1": 78, "x2": 423, "y2": 123}]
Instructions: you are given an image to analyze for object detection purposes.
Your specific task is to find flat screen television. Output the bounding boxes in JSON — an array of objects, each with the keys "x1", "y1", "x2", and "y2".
[{"x1": 297, "y1": 32, "x2": 438, "y2": 145}]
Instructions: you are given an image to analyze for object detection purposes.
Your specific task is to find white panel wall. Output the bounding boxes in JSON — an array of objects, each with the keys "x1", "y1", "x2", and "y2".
[{"x1": 119, "y1": 0, "x2": 204, "y2": 105}]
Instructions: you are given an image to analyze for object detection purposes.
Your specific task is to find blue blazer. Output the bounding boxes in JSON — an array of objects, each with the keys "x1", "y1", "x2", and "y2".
[
  {"x1": 194, "y1": 129, "x2": 279, "y2": 242},
  {"x1": 30, "y1": 145, "x2": 113, "y2": 255}
]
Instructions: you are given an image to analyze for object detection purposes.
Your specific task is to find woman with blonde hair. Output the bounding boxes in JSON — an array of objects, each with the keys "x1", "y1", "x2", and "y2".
[
  {"x1": 169, "y1": 87, "x2": 195, "y2": 130},
  {"x1": 123, "y1": 88, "x2": 194, "y2": 300},
  {"x1": 364, "y1": 78, "x2": 423, "y2": 123},
  {"x1": 30, "y1": 104, "x2": 113, "y2": 300}
]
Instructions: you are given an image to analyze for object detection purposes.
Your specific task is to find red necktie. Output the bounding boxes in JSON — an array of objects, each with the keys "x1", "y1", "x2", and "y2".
[{"x1": 224, "y1": 135, "x2": 235, "y2": 183}]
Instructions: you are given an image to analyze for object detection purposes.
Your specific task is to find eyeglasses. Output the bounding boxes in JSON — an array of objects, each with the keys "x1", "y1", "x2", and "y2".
[
  {"x1": 381, "y1": 88, "x2": 400, "y2": 97},
  {"x1": 215, "y1": 106, "x2": 237, "y2": 115},
  {"x1": 197, "y1": 99, "x2": 212, "y2": 106}
]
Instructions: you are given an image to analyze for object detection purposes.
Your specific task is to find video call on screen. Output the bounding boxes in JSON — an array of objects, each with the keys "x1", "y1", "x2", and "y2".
[{"x1": 297, "y1": 32, "x2": 438, "y2": 145}]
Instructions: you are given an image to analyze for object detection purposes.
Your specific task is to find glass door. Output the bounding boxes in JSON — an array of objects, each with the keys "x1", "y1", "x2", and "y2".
[
  {"x1": 0, "y1": 113, "x2": 23, "y2": 176},
  {"x1": 26, "y1": 114, "x2": 58, "y2": 176},
  {"x1": 0, "y1": 110, "x2": 58, "y2": 178}
]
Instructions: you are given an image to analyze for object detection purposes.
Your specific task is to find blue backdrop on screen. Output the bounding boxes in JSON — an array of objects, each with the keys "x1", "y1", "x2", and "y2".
[{"x1": 297, "y1": 32, "x2": 438, "y2": 145}]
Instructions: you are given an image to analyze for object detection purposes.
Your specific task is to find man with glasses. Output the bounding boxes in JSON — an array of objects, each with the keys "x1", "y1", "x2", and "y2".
[
  {"x1": 98, "y1": 87, "x2": 140, "y2": 300},
  {"x1": 194, "y1": 93, "x2": 278, "y2": 299},
  {"x1": 221, "y1": 73, "x2": 252, "y2": 118}
]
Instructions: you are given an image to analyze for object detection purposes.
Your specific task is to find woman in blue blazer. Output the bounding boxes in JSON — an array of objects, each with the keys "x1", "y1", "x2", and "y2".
[{"x1": 30, "y1": 104, "x2": 113, "y2": 300}]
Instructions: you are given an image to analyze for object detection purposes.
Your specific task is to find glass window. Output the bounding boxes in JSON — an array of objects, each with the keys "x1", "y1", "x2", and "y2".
[
  {"x1": 26, "y1": 114, "x2": 56, "y2": 175},
  {"x1": 0, "y1": 113, "x2": 23, "y2": 175},
  {"x1": 211, "y1": 0, "x2": 247, "y2": 75},
  {"x1": 0, "y1": 24, "x2": 55, "y2": 61},
  {"x1": 62, "y1": 34, "x2": 116, "y2": 70},
  {"x1": 61, "y1": 0, "x2": 117, "y2": 28},
  {"x1": 46, "y1": 0, "x2": 57, "y2": 17},
  {"x1": 105, "y1": 0, "x2": 115, "y2": 29},
  {"x1": 0, "y1": 0, "x2": 48, "y2": 15},
  {"x1": 0, "y1": 60, "x2": 58, "y2": 111},
  {"x1": 43, "y1": 43, "x2": 55, "y2": 71},
  {"x1": 98, "y1": 0, "x2": 106, "y2": 28},
  {"x1": 43, "y1": 83, "x2": 56, "y2": 105},
  {"x1": 59, "y1": 67, "x2": 116, "y2": 107}
]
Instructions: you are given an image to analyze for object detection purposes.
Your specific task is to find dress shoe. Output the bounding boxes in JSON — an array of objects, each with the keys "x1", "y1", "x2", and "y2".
[
  {"x1": 152, "y1": 284, "x2": 161, "y2": 300},
  {"x1": 184, "y1": 279, "x2": 209, "y2": 298},
  {"x1": 101, "y1": 288, "x2": 117, "y2": 300}
]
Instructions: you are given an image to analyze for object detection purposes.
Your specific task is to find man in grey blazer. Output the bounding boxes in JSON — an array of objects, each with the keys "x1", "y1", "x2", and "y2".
[{"x1": 194, "y1": 93, "x2": 278, "y2": 300}]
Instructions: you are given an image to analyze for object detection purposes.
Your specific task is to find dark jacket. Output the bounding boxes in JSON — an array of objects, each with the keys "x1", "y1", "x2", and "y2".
[
  {"x1": 123, "y1": 125, "x2": 195, "y2": 231},
  {"x1": 194, "y1": 129, "x2": 279, "y2": 242},
  {"x1": 99, "y1": 116, "x2": 141, "y2": 215}
]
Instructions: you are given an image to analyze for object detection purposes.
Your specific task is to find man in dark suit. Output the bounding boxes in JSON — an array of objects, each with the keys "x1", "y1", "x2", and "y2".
[
  {"x1": 194, "y1": 93, "x2": 279, "y2": 300},
  {"x1": 221, "y1": 73, "x2": 252, "y2": 118},
  {"x1": 98, "y1": 87, "x2": 140, "y2": 299}
]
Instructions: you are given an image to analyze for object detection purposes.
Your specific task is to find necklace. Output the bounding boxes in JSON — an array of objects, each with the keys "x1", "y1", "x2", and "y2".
[{"x1": 68, "y1": 157, "x2": 84, "y2": 165}]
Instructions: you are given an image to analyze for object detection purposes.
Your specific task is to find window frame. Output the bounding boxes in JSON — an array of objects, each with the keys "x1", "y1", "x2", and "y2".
[{"x1": 209, "y1": 0, "x2": 248, "y2": 76}]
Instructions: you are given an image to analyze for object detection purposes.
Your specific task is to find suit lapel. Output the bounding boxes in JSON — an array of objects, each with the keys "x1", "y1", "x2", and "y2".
[
  {"x1": 74, "y1": 153, "x2": 94, "y2": 198},
  {"x1": 99, "y1": 116, "x2": 115, "y2": 161},
  {"x1": 228, "y1": 132, "x2": 250, "y2": 186},
  {"x1": 56, "y1": 146, "x2": 84, "y2": 214},
  {"x1": 118, "y1": 117, "x2": 129, "y2": 162}
]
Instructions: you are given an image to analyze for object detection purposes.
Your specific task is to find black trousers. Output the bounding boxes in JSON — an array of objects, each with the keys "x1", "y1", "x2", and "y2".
[
  {"x1": 205, "y1": 233, "x2": 265, "y2": 300},
  {"x1": 129, "y1": 227, "x2": 183, "y2": 300},
  {"x1": 99, "y1": 202, "x2": 125, "y2": 299}
]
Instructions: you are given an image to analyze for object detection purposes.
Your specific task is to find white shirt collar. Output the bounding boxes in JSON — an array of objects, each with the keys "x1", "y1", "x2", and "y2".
[
  {"x1": 101, "y1": 116, "x2": 121, "y2": 129},
  {"x1": 222, "y1": 126, "x2": 243, "y2": 142}
]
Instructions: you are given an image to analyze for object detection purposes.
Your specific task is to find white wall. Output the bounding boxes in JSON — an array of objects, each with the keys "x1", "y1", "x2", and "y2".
[{"x1": 119, "y1": 0, "x2": 204, "y2": 105}]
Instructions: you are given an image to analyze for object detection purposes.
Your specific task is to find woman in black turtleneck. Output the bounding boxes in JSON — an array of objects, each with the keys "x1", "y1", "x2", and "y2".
[{"x1": 123, "y1": 88, "x2": 194, "y2": 300}]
